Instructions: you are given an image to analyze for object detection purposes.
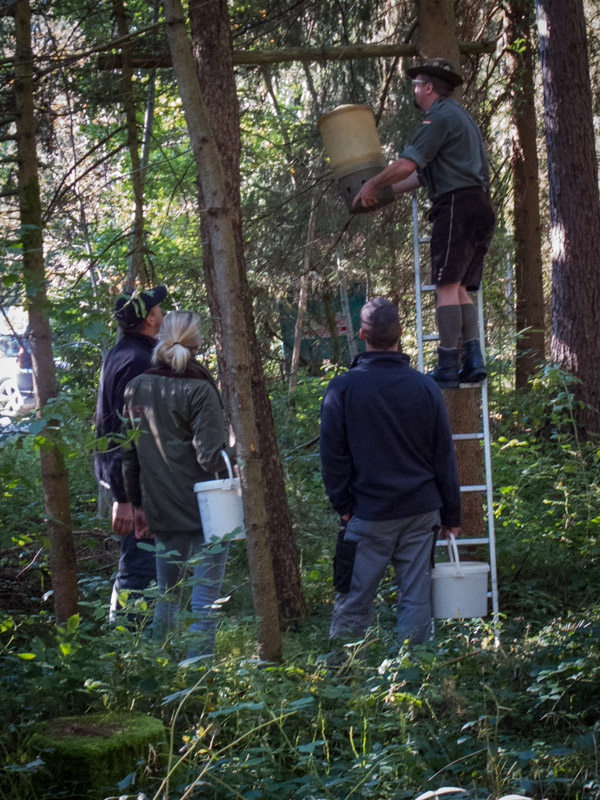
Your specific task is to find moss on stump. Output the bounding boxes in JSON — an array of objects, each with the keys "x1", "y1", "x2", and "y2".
[{"x1": 28, "y1": 711, "x2": 166, "y2": 798}]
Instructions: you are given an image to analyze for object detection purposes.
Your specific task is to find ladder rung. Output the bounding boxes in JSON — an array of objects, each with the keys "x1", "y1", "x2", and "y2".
[
  {"x1": 452, "y1": 433, "x2": 484, "y2": 440},
  {"x1": 460, "y1": 484, "x2": 486, "y2": 492},
  {"x1": 436, "y1": 537, "x2": 490, "y2": 546},
  {"x1": 418, "y1": 235, "x2": 432, "y2": 243},
  {"x1": 421, "y1": 284, "x2": 436, "y2": 291},
  {"x1": 423, "y1": 334, "x2": 439, "y2": 341}
]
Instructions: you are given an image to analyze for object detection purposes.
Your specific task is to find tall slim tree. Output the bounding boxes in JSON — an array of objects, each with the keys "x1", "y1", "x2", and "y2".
[
  {"x1": 112, "y1": 0, "x2": 148, "y2": 287},
  {"x1": 504, "y1": 0, "x2": 545, "y2": 388},
  {"x1": 13, "y1": 0, "x2": 78, "y2": 622},
  {"x1": 162, "y1": 0, "x2": 308, "y2": 660},
  {"x1": 183, "y1": 0, "x2": 306, "y2": 622},
  {"x1": 537, "y1": 0, "x2": 600, "y2": 432}
]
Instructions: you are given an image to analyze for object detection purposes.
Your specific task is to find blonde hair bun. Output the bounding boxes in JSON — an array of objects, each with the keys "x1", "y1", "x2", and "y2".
[{"x1": 152, "y1": 310, "x2": 202, "y2": 372}]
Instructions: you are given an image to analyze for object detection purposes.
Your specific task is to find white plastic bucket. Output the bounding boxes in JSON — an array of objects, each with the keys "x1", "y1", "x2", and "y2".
[
  {"x1": 194, "y1": 450, "x2": 245, "y2": 542},
  {"x1": 432, "y1": 534, "x2": 490, "y2": 619}
]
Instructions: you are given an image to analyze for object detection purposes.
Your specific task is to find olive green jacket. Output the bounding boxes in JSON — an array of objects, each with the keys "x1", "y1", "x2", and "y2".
[{"x1": 122, "y1": 361, "x2": 230, "y2": 535}]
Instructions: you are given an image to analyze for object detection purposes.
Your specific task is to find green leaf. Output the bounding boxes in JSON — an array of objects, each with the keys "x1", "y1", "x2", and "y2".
[
  {"x1": 67, "y1": 613, "x2": 80, "y2": 633},
  {"x1": 297, "y1": 739, "x2": 326, "y2": 754}
]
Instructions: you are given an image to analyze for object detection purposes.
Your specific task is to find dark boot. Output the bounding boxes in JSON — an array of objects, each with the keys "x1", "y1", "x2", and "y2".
[
  {"x1": 429, "y1": 347, "x2": 459, "y2": 388},
  {"x1": 458, "y1": 339, "x2": 487, "y2": 383}
]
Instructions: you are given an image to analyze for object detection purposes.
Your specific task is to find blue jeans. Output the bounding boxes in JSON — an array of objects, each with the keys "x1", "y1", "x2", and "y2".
[
  {"x1": 153, "y1": 531, "x2": 230, "y2": 657},
  {"x1": 329, "y1": 510, "x2": 440, "y2": 645},
  {"x1": 109, "y1": 531, "x2": 156, "y2": 626}
]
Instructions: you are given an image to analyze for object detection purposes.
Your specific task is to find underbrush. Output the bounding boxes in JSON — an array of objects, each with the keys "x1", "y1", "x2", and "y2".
[
  {"x1": 2, "y1": 604, "x2": 599, "y2": 799},
  {"x1": 0, "y1": 367, "x2": 599, "y2": 798}
]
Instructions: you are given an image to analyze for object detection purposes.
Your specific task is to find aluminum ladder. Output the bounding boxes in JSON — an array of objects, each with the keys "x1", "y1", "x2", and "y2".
[{"x1": 412, "y1": 195, "x2": 500, "y2": 630}]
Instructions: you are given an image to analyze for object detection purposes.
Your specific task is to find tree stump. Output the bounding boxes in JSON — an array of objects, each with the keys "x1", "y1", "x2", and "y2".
[{"x1": 28, "y1": 712, "x2": 166, "y2": 798}]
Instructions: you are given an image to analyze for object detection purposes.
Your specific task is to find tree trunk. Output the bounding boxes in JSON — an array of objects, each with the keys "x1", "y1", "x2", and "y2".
[
  {"x1": 289, "y1": 213, "x2": 315, "y2": 399},
  {"x1": 417, "y1": 0, "x2": 461, "y2": 72},
  {"x1": 112, "y1": 0, "x2": 147, "y2": 287},
  {"x1": 162, "y1": 0, "x2": 304, "y2": 660},
  {"x1": 504, "y1": 0, "x2": 545, "y2": 388},
  {"x1": 289, "y1": 273, "x2": 310, "y2": 399},
  {"x1": 14, "y1": 0, "x2": 78, "y2": 623},
  {"x1": 184, "y1": 0, "x2": 306, "y2": 621},
  {"x1": 337, "y1": 248, "x2": 358, "y2": 362},
  {"x1": 537, "y1": 0, "x2": 600, "y2": 433}
]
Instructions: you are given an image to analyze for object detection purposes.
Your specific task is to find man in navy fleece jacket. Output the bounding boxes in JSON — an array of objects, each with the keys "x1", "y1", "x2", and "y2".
[
  {"x1": 320, "y1": 297, "x2": 461, "y2": 645},
  {"x1": 95, "y1": 285, "x2": 166, "y2": 622}
]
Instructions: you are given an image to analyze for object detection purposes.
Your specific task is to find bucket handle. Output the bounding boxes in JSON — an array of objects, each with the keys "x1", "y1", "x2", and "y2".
[
  {"x1": 447, "y1": 533, "x2": 464, "y2": 577},
  {"x1": 215, "y1": 449, "x2": 234, "y2": 481}
]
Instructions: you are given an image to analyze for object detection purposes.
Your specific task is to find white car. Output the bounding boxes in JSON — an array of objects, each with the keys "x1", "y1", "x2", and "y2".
[{"x1": 0, "y1": 334, "x2": 34, "y2": 417}]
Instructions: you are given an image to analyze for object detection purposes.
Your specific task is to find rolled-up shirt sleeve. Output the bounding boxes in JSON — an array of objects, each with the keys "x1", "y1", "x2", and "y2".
[{"x1": 399, "y1": 113, "x2": 450, "y2": 170}]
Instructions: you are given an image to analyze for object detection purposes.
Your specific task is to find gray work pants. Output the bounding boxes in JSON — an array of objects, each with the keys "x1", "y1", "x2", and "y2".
[{"x1": 329, "y1": 510, "x2": 440, "y2": 645}]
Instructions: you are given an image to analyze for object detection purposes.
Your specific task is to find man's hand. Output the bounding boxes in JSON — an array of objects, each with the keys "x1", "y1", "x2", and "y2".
[
  {"x1": 112, "y1": 501, "x2": 134, "y2": 536},
  {"x1": 352, "y1": 178, "x2": 379, "y2": 209},
  {"x1": 441, "y1": 526, "x2": 461, "y2": 539},
  {"x1": 340, "y1": 513, "x2": 351, "y2": 523},
  {"x1": 133, "y1": 506, "x2": 152, "y2": 540}
]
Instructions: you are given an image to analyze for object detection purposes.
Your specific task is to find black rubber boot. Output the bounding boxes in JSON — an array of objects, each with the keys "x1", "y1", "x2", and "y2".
[
  {"x1": 429, "y1": 347, "x2": 459, "y2": 388},
  {"x1": 458, "y1": 339, "x2": 487, "y2": 383}
]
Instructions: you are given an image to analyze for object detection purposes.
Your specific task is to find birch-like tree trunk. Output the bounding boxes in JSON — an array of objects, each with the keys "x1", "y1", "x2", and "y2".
[
  {"x1": 14, "y1": 0, "x2": 78, "y2": 622},
  {"x1": 162, "y1": 0, "x2": 304, "y2": 659},
  {"x1": 184, "y1": 0, "x2": 306, "y2": 622},
  {"x1": 289, "y1": 212, "x2": 315, "y2": 400}
]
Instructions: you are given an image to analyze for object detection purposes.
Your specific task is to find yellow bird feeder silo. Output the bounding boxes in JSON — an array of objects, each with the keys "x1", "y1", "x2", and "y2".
[{"x1": 317, "y1": 104, "x2": 395, "y2": 213}]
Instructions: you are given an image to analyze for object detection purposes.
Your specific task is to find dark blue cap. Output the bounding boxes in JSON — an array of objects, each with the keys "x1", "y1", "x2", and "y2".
[{"x1": 114, "y1": 285, "x2": 167, "y2": 329}]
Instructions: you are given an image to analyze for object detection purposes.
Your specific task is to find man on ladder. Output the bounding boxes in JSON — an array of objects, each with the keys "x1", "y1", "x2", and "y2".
[{"x1": 353, "y1": 58, "x2": 495, "y2": 388}]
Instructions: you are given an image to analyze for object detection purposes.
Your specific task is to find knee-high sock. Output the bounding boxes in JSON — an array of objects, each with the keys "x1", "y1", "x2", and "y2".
[
  {"x1": 460, "y1": 303, "x2": 479, "y2": 343},
  {"x1": 436, "y1": 305, "x2": 462, "y2": 350}
]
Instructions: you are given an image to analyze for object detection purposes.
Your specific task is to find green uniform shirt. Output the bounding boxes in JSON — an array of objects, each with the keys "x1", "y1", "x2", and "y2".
[{"x1": 399, "y1": 97, "x2": 490, "y2": 199}]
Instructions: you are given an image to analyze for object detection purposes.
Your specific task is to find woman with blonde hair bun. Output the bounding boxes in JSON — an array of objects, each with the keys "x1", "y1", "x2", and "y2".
[
  {"x1": 152, "y1": 310, "x2": 202, "y2": 373},
  {"x1": 122, "y1": 310, "x2": 233, "y2": 657}
]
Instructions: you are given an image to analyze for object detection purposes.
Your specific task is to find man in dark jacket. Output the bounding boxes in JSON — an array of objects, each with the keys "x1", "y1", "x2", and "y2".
[
  {"x1": 95, "y1": 285, "x2": 166, "y2": 621},
  {"x1": 320, "y1": 297, "x2": 461, "y2": 645}
]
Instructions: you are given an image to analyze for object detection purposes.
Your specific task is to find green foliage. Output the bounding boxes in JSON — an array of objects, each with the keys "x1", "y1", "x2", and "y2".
[
  {"x1": 491, "y1": 365, "x2": 600, "y2": 620},
  {"x1": 0, "y1": 393, "x2": 101, "y2": 549},
  {"x1": 1, "y1": 371, "x2": 600, "y2": 799}
]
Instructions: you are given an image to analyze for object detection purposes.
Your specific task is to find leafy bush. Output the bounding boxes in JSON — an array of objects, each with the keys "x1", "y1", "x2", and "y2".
[{"x1": 1, "y1": 370, "x2": 600, "y2": 799}]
